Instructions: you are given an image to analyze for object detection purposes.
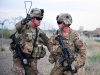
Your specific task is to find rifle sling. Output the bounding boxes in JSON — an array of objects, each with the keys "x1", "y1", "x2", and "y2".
[{"x1": 28, "y1": 28, "x2": 38, "y2": 59}]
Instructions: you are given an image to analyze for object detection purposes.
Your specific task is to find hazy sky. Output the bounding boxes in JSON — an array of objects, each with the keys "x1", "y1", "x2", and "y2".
[{"x1": 0, "y1": 0, "x2": 100, "y2": 30}]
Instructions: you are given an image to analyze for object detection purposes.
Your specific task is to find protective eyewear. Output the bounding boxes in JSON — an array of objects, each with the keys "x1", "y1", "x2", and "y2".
[
  {"x1": 35, "y1": 17, "x2": 43, "y2": 20},
  {"x1": 57, "y1": 21, "x2": 63, "y2": 24}
]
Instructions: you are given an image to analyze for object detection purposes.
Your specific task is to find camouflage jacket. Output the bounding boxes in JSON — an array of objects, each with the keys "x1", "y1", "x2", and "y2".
[
  {"x1": 48, "y1": 29, "x2": 87, "y2": 70},
  {"x1": 15, "y1": 21, "x2": 49, "y2": 59}
]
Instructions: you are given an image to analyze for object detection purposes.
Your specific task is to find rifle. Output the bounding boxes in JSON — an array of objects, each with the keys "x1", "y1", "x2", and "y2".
[
  {"x1": 55, "y1": 35, "x2": 76, "y2": 75},
  {"x1": 10, "y1": 31, "x2": 28, "y2": 75}
]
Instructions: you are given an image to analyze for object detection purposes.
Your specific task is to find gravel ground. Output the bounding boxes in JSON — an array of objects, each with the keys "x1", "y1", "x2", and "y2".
[
  {"x1": 0, "y1": 38, "x2": 53, "y2": 75},
  {"x1": 0, "y1": 46, "x2": 53, "y2": 75},
  {"x1": 0, "y1": 46, "x2": 13, "y2": 75}
]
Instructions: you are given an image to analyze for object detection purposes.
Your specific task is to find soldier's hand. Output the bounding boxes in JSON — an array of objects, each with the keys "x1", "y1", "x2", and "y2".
[
  {"x1": 71, "y1": 62, "x2": 77, "y2": 73},
  {"x1": 21, "y1": 14, "x2": 31, "y2": 25},
  {"x1": 71, "y1": 64, "x2": 75, "y2": 71},
  {"x1": 26, "y1": 14, "x2": 31, "y2": 22},
  {"x1": 21, "y1": 18, "x2": 27, "y2": 25}
]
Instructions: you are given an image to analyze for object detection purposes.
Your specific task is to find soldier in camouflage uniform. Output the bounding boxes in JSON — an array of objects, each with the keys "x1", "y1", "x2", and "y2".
[
  {"x1": 48, "y1": 13, "x2": 87, "y2": 75},
  {"x1": 10, "y1": 8, "x2": 49, "y2": 75}
]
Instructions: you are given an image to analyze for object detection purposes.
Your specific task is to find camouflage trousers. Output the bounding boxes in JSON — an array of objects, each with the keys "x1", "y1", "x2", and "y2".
[
  {"x1": 50, "y1": 66, "x2": 87, "y2": 75},
  {"x1": 11, "y1": 58, "x2": 38, "y2": 75}
]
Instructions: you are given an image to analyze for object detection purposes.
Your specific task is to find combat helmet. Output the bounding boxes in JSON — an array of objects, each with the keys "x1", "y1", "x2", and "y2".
[
  {"x1": 30, "y1": 8, "x2": 44, "y2": 18},
  {"x1": 56, "y1": 13, "x2": 72, "y2": 26}
]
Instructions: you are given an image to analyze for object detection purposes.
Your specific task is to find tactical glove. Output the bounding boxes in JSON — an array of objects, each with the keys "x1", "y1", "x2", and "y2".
[
  {"x1": 21, "y1": 14, "x2": 31, "y2": 25},
  {"x1": 71, "y1": 62, "x2": 77, "y2": 73}
]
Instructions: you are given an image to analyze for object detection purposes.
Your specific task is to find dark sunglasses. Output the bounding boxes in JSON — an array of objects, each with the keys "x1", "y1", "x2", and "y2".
[
  {"x1": 35, "y1": 17, "x2": 43, "y2": 20},
  {"x1": 57, "y1": 21, "x2": 63, "y2": 24}
]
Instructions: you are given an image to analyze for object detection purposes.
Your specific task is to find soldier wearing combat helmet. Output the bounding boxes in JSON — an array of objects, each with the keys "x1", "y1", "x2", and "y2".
[
  {"x1": 10, "y1": 8, "x2": 49, "y2": 75},
  {"x1": 48, "y1": 13, "x2": 87, "y2": 75}
]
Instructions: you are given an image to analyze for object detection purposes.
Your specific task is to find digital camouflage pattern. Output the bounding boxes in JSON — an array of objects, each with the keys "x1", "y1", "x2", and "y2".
[
  {"x1": 48, "y1": 29, "x2": 87, "y2": 75},
  {"x1": 56, "y1": 13, "x2": 72, "y2": 25},
  {"x1": 11, "y1": 18, "x2": 49, "y2": 75},
  {"x1": 30, "y1": 8, "x2": 44, "y2": 18}
]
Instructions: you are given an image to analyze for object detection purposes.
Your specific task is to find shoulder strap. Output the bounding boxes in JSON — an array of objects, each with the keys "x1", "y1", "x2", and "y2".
[
  {"x1": 28, "y1": 28, "x2": 38, "y2": 59},
  {"x1": 33, "y1": 28, "x2": 38, "y2": 47},
  {"x1": 56, "y1": 30, "x2": 59, "y2": 35},
  {"x1": 56, "y1": 29, "x2": 61, "y2": 35}
]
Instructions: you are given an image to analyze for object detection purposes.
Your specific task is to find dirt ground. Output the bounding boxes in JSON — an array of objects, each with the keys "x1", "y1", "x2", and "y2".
[
  {"x1": 0, "y1": 39, "x2": 13, "y2": 75},
  {"x1": 0, "y1": 38, "x2": 53, "y2": 75},
  {"x1": 0, "y1": 36, "x2": 100, "y2": 75}
]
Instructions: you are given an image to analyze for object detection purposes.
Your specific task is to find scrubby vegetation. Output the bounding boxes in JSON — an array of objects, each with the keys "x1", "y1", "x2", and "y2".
[
  {"x1": 0, "y1": 27, "x2": 16, "y2": 38},
  {"x1": 0, "y1": 46, "x2": 5, "y2": 51},
  {"x1": 85, "y1": 39, "x2": 100, "y2": 75}
]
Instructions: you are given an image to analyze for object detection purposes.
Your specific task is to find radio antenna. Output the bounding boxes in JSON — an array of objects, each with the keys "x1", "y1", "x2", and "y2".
[{"x1": 24, "y1": 1, "x2": 32, "y2": 15}]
